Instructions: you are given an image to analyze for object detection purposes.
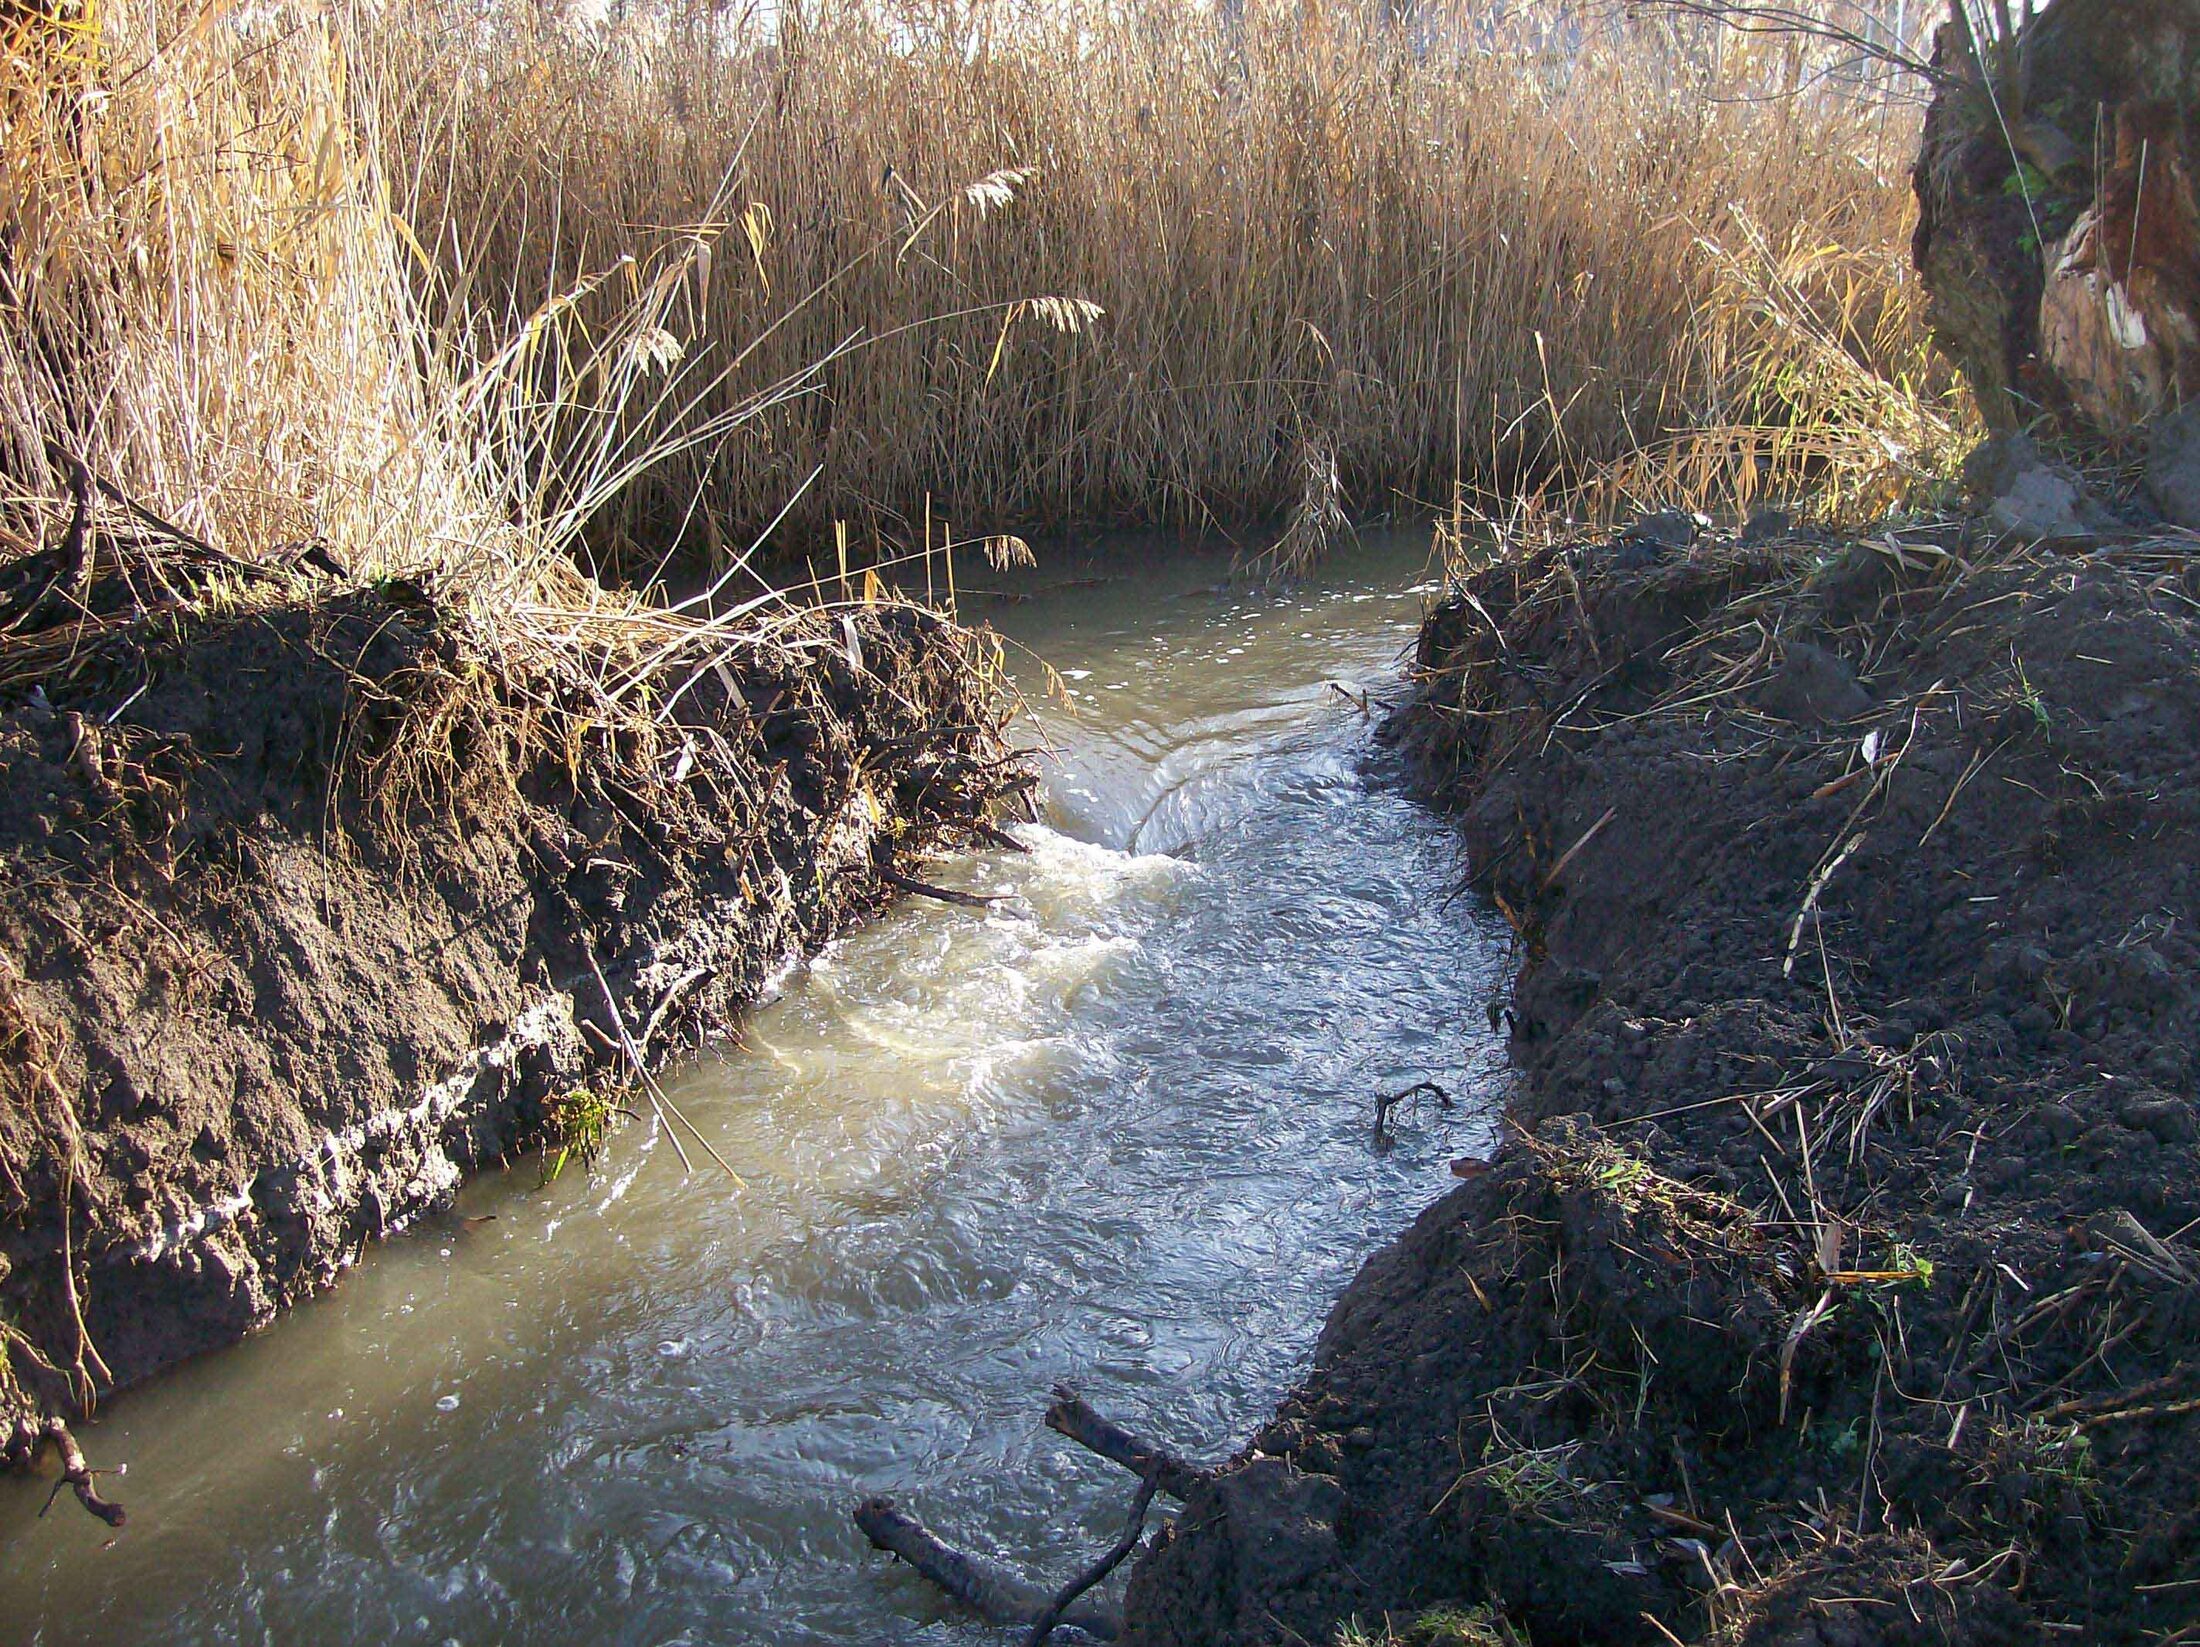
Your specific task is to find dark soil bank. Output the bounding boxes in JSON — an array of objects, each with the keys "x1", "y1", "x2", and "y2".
[
  {"x1": 0, "y1": 564, "x2": 1023, "y2": 1462},
  {"x1": 1124, "y1": 525, "x2": 2200, "y2": 1643}
]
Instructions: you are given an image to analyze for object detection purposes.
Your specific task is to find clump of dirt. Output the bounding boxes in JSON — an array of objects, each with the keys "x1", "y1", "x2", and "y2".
[
  {"x1": 0, "y1": 544, "x2": 1026, "y2": 1465},
  {"x1": 1124, "y1": 520, "x2": 2200, "y2": 1643}
]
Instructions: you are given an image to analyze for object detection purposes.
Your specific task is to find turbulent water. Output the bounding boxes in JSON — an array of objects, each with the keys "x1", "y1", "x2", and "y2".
[{"x1": 0, "y1": 532, "x2": 1507, "y2": 1646}]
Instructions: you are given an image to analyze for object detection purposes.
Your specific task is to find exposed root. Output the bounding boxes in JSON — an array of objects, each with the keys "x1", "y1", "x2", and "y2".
[{"x1": 880, "y1": 867, "x2": 1008, "y2": 910}]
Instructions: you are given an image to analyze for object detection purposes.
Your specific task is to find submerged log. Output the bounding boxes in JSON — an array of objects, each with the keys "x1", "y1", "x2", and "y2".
[
  {"x1": 1044, "y1": 1385, "x2": 1212, "y2": 1501},
  {"x1": 854, "y1": 1496, "x2": 1120, "y2": 1639}
]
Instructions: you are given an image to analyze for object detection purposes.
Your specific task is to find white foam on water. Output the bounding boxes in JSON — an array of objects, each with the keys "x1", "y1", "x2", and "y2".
[{"x1": 0, "y1": 530, "x2": 1510, "y2": 1647}]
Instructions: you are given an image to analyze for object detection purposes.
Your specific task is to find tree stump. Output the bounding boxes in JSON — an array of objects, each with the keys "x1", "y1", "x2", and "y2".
[{"x1": 1912, "y1": 0, "x2": 2200, "y2": 439}]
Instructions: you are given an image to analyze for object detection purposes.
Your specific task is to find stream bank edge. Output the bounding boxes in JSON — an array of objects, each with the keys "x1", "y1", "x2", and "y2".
[
  {"x1": 0, "y1": 579, "x2": 1028, "y2": 1467},
  {"x1": 1123, "y1": 521, "x2": 2200, "y2": 1644}
]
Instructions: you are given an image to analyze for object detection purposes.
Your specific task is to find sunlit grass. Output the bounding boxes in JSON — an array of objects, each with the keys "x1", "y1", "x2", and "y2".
[{"x1": 0, "y1": 0, "x2": 1947, "y2": 580}]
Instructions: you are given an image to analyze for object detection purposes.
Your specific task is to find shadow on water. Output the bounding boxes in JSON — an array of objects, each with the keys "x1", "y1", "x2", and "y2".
[{"x1": 0, "y1": 528, "x2": 1510, "y2": 1646}]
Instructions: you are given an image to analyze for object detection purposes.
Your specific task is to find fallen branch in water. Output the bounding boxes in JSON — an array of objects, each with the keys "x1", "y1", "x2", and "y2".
[
  {"x1": 881, "y1": 866, "x2": 1007, "y2": 909},
  {"x1": 854, "y1": 1496, "x2": 1120, "y2": 1639},
  {"x1": 971, "y1": 820, "x2": 1033, "y2": 854},
  {"x1": 857, "y1": 1387, "x2": 1210, "y2": 1634},
  {"x1": 40, "y1": 1419, "x2": 125, "y2": 1528},
  {"x1": 1025, "y1": 1467, "x2": 1160, "y2": 1647},
  {"x1": 1373, "y1": 1080, "x2": 1453, "y2": 1150},
  {"x1": 1045, "y1": 1385, "x2": 1211, "y2": 1501}
]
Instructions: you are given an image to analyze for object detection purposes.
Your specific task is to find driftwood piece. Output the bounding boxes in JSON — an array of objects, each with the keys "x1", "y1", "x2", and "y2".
[
  {"x1": 972, "y1": 819, "x2": 1033, "y2": 854},
  {"x1": 881, "y1": 866, "x2": 1007, "y2": 909},
  {"x1": 1044, "y1": 1385, "x2": 1211, "y2": 1502},
  {"x1": 854, "y1": 1496, "x2": 1119, "y2": 1639},
  {"x1": 40, "y1": 1419, "x2": 125, "y2": 1528},
  {"x1": 1372, "y1": 1080, "x2": 1452, "y2": 1150},
  {"x1": 1024, "y1": 1469, "x2": 1160, "y2": 1647}
]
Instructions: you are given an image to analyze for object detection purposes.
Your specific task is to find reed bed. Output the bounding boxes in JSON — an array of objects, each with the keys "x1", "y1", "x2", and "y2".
[
  {"x1": 0, "y1": 0, "x2": 1020, "y2": 911},
  {"x1": 363, "y1": 0, "x2": 1956, "y2": 570},
  {"x1": 0, "y1": 0, "x2": 497, "y2": 579},
  {"x1": 1, "y1": 0, "x2": 1957, "y2": 592}
]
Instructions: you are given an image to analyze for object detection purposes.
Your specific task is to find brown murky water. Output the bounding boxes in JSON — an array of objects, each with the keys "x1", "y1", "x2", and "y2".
[{"x1": 0, "y1": 531, "x2": 1507, "y2": 1645}]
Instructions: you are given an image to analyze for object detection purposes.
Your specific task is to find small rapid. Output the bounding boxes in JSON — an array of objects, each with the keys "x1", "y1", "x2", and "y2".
[{"x1": 0, "y1": 531, "x2": 1508, "y2": 1645}]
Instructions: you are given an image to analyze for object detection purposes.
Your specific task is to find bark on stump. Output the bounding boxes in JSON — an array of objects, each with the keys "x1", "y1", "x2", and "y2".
[{"x1": 1912, "y1": 0, "x2": 2200, "y2": 438}]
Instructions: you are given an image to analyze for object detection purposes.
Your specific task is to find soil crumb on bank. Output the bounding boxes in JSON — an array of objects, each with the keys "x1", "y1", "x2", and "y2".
[
  {"x1": 1124, "y1": 521, "x2": 2200, "y2": 1644},
  {"x1": 0, "y1": 547, "x2": 1024, "y2": 1466}
]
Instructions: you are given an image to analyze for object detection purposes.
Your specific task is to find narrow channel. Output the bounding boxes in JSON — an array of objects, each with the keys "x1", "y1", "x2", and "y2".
[{"x1": 0, "y1": 532, "x2": 1508, "y2": 1645}]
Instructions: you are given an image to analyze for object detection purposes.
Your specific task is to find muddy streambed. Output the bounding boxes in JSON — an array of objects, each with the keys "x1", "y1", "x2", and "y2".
[{"x1": 0, "y1": 533, "x2": 1506, "y2": 1645}]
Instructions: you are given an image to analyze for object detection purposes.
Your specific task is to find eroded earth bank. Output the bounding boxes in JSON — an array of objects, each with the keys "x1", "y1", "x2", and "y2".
[
  {"x1": 0, "y1": 553, "x2": 1025, "y2": 1469},
  {"x1": 1123, "y1": 521, "x2": 2200, "y2": 1645}
]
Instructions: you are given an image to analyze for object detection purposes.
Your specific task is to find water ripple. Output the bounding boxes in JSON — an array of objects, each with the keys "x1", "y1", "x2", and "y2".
[{"x1": 0, "y1": 534, "x2": 1505, "y2": 1647}]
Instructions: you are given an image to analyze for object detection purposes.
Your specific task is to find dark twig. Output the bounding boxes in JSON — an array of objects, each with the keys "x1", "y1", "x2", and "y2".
[
  {"x1": 41, "y1": 438, "x2": 274, "y2": 580},
  {"x1": 1622, "y1": 0, "x2": 1948, "y2": 87},
  {"x1": 882, "y1": 866, "x2": 1007, "y2": 909},
  {"x1": 972, "y1": 819, "x2": 1034, "y2": 854},
  {"x1": 1024, "y1": 1468, "x2": 1161, "y2": 1647},
  {"x1": 1374, "y1": 1080, "x2": 1453, "y2": 1149},
  {"x1": 58, "y1": 460, "x2": 92, "y2": 609}
]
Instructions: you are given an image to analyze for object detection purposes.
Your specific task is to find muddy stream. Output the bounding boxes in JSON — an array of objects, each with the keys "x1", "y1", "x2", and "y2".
[{"x1": 0, "y1": 533, "x2": 1507, "y2": 1645}]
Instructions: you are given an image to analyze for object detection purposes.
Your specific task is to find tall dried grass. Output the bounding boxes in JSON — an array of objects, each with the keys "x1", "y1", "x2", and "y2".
[
  {"x1": 359, "y1": 0, "x2": 1954, "y2": 568},
  {"x1": 0, "y1": 0, "x2": 1956, "y2": 585},
  {"x1": 1579, "y1": 204, "x2": 1975, "y2": 527},
  {"x1": 0, "y1": 0, "x2": 1022, "y2": 912},
  {"x1": 0, "y1": 0, "x2": 503, "y2": 575}
]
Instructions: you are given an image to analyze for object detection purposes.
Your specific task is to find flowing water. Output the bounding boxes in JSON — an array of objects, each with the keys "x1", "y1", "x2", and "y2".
[{"x1": 0, "y1": 531, "x2": 1508, "y2": 1646}]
